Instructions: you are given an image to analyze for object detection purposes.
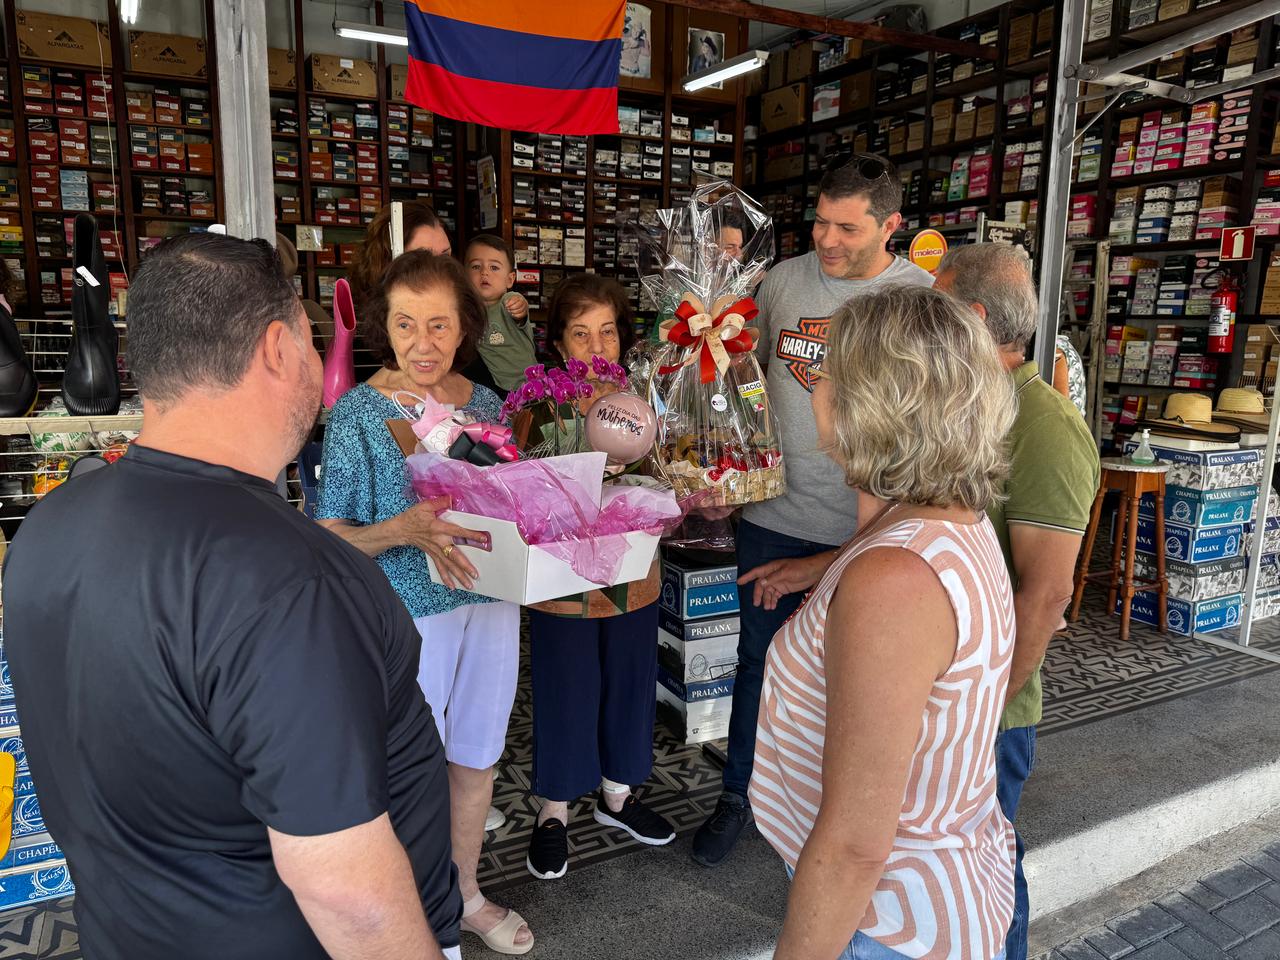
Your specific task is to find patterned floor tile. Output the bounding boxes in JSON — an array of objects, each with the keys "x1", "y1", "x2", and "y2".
[
  {"x1": 0, "y1": 905, "x2": 43, "y2": 960},
  {"x1": 34, "y1": 898, "x2": 75, "y2": 960}
]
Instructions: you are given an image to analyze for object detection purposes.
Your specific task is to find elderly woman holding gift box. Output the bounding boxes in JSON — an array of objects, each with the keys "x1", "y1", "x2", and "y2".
[
  {"x1": 315, "y1": 251, "x2": 533, "y2": 956},
  {"x1": 520, "y1": 273, "x2": 677, "y2": 882}
]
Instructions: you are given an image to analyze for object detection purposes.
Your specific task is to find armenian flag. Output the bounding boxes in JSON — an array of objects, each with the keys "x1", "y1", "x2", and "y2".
[{"x1": 403, "y1": 0, "x2": 625, "y2": 135}]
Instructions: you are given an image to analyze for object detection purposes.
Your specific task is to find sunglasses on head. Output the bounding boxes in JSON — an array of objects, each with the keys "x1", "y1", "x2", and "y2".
[{"x1": 824, "y1": 151, "x2": 892, "y2": 183}]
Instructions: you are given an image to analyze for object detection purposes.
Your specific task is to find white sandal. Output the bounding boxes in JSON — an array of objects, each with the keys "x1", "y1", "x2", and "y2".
[{"x1": 460, "y1": 892, "x2": 534, "y2": 955}]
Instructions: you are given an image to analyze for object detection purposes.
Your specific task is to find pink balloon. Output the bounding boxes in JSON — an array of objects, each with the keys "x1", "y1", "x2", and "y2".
[{"x1": 585, "y1": 392, "x2": 657, "y2": 464}]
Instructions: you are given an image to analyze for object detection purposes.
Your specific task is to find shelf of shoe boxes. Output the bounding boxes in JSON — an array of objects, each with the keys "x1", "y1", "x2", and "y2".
[
  {"x1": 0, "y1": 22, "x2": 222, "y2": 565},
  {"x1": 747, "y1": 4, "x2": 1053, "y2": 264},
  {"x1": 1086, "y1": 11, "x2": 1280, "y2": 633},
  {"x1": 508, "y1": 94, "x2": 737, "y2": 350},
  {"x1": 1090, "y1": 11, "x2": 1275, "y2": 444},
  {"x1": 267, "y1": 53, "x2": 461, "y2": 384},
  {"x1": 656, "y1": 552, "x2": 741, "y2": 745},
  {"x1": 19, "y1": 25, "x2": 214, "y2": 384}
]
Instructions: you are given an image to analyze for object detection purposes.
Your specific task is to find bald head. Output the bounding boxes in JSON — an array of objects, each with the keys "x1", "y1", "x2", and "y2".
[{"x1": 934, "y1": 242, "x2": 1039, "y2": 352}]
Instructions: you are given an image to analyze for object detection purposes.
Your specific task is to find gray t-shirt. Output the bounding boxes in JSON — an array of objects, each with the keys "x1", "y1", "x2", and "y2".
[{"x1": 744, "y1": 251, "x2": 935, "y2": 545}]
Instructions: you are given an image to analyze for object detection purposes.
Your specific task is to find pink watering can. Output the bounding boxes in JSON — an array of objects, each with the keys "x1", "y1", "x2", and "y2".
[
  {"x1": 393, "y1": 391, "x2": 519, "y2": 466},
  {"x1": 322, "y1": 277, "x2": 356, "y2": 408}
]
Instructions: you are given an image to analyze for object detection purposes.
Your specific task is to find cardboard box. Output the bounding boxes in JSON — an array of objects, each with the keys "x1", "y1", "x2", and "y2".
[
  {"x1": 390, "y1": 63, "x2": 408, "y2": 102},
  {"x1": 657, "y1": 665, "x2": 735, "y2": 704},
  {"x1": 0, "y1": 859, "x2": 74, "y2": 912},
  {"x1": 660, "y1": 556, "x2": 740, "y2": 620},
  {"x1": 128, "y1": 31, "x2": 207, "y2": 79},
  {"x1": 655, "y1": 680, "x2": 730, "y2": 744},
  {"x1": 418, "y1": 503, "x2": 659, "y2": 605},
  {"x1": 267, "y1": 47, "x2": 296, "y2": 90},
  {"x1": 1134, "y1": 555, "x2": 1247, "y2": 603},
  {"x1": 1131, "y1": 516, "x2": 1243, "y2": 563},
  {"x1": 786, "y1": 41, "x2": 815, "y2": 83},
  {"x1": 658, "y1": 607, "x2": 740, "y2": 642},
  {"x1": 309, "y1": 54, "x2": 377, "y2": 98},
  {"x1": 840, "y1": 71, "x2": 872, "y2": 114},
  {"x1": 1139, "y1": 484, "x2": 1259, "y2": 528},
  {"x1": 761, "y1": 83, "x2": 806, "y2": 133},
  {"x1": 1123, "y1": 592, "x2": 1241, "y2": 636},
  {"x1": 658, "y1": 630, "x2": 738, "y2": 684},
  {"x1": 1122, "y1": 441, "x2": 1262, "y2": 491},
  {"x1": 15, "y1": 11, "x2": 111, "y2": 67},
  {"x1": 976, "y1": 104, "x2": 998, "y2": 138}
]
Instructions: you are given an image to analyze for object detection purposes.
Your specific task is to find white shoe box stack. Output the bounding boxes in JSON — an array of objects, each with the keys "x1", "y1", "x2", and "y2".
[
  {"x1": 0, "y1": 632, "x2": 74, "y2": 910},
  {"x1": 656, "y1": 555, "x2": 741, "y2": 745}
]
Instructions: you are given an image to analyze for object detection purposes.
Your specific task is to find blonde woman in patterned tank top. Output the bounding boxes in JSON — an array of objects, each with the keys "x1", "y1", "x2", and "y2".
[{"x1": 750, "y1": 285, "x2": 1018, "y2": 960}]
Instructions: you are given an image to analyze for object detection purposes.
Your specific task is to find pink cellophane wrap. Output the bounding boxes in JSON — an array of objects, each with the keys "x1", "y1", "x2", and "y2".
[{"x1": 406, "y1": 451, "x2": 680, "y2": 584}]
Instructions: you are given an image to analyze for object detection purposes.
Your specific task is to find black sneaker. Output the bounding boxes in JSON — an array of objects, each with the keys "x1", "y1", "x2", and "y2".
[
  {"x1": 526, "y1": 818, "x2": 568, "y2": 880},
  {"x1": 690, "y1": 792, "x2": 752, "y2": 867},
  {"x1": 593, "y1": 793, "x2": 676, "y2": 846}
]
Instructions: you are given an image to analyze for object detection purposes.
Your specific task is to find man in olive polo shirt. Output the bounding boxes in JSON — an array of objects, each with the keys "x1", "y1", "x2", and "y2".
[{"x1": 936, "y1": 243, "x2": 1100, "y2": 960}]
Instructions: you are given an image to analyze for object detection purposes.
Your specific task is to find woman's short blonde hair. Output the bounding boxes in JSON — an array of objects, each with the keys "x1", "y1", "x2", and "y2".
[{"x1": 822, "y1": 284, "x2": 1014, "y2": 511}]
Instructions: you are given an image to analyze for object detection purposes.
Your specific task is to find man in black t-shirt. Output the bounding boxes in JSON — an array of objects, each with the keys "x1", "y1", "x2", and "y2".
[{"x1": 3, "y1": 235, "x2": 464, "y2": 960}]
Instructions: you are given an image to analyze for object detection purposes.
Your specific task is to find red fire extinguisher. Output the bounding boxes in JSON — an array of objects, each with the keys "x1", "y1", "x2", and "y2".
[{"x1": 1208, "y1": 270, "x2": 1239, "y2": 354}]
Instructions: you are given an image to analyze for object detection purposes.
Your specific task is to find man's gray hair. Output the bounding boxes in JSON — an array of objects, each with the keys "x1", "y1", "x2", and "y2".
[{"x1": 937, "y1": 242, "x2": 1039, "y2": 350}]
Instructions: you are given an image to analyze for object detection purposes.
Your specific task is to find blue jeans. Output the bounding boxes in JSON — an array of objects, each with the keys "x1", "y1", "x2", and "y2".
[
  {"x1": 723, "y1": 519, "x2": 837, "y2": 798},
  {"x1": 995, "y1": 726, "x2": 1037, "y2": 960}
]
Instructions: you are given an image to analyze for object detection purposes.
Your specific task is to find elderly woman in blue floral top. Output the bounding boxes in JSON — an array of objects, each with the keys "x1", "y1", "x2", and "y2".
[{"x1": 316, "y1": 251, "x2": 533, "y2": 955}]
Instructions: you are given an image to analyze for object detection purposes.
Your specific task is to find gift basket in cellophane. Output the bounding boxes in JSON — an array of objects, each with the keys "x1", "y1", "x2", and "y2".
[{"x1": 634, "y1": 180, "x2": 784, "y2": 507}]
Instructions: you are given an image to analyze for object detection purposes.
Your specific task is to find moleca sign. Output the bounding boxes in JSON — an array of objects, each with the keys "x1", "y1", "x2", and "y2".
[{"x1": 908, "y1": 229, "x2": 948, "y2": 273}]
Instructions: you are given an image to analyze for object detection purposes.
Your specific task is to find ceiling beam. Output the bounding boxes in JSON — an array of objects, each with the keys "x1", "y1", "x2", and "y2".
[{"x1": 662, "y1": 0, "x2": 998, "y2": 60}]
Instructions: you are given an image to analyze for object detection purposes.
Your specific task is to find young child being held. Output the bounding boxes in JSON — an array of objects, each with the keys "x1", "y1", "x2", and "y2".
[{"x1": 465, "y1": 233, "x2": 538, "y2": 392}]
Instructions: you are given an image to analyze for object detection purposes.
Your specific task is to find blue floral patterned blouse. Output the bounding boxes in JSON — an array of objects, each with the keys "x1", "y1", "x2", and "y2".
[{"x1": 315, "y1": 382, "x2": 503, "y2": 618}]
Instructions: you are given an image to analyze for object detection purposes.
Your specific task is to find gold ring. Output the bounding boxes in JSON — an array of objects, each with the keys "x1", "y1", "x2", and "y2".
[{"x1": 443, "y1": 543, "x2": 455, "y2": 558}]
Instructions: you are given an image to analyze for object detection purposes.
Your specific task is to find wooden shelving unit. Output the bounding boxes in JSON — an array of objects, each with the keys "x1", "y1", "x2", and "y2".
[
  {"x1": 267, "y1": 0, "x2": 465, "y2": 313},
  {"x1": 745, "y1": 3, "x2": 1045, "y2": 262},
  {"x1": 491, "y1": 3, "x2": 751, "y2": 345},
  {"x1": 1065, "y1": 2, "x2": 1280, "y2": 451}
]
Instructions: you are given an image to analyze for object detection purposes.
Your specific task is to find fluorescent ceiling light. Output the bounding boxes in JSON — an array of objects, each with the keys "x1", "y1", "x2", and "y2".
[
  {"x1": 682, "y1": 49, "x2": 769, "y2": 92},
  {"x1": 333, "y1": 20, "x2": 408, "y2": 46},
  {"x1": 120, "y1": 0, "x2": 139, "y2": 24}
]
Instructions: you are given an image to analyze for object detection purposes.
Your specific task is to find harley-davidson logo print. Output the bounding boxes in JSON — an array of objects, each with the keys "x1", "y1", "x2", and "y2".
[{"x1": 776, "y1": 317, "x2": 829, "y2": 391}]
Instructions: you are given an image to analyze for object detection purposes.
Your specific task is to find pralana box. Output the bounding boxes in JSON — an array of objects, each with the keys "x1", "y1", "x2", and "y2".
[
  {"x1": 660, "y1": 557, "x2": 739, "y2": 620},
  {"x1": 1139, "y1": 484, "x2": 1259, "y2": 527},
  {"x1": 1131, "y1": 516, "x2": 1243, "y2": 563},
  {"x1": 658, "y1": 630, "x2": 738, "y2": 685},
  {"x1": 0, "y1": 833, "x2": 62, "y2": 874},
  {"x1": 1121, "y1": 442, "x2": 1262, "y2": 491},
  {"x1": 657, "y1": 608, "x2": 739, "y2": 641},
  {"x1": 656, "y1": 681, "x2": 730, "y2": 744},
  {"x1": 657, "y1": 666, "x2": 735, "y2": 703},
  {"x1": 1122, "y1": 592, "x2": 1241, "y2": 636},
  {"x1": 1134, "y1": 554, "x2": 1246, "y2": 603},
  {"x1": 0, "y1": 860, "x2": 74, "y2": 912}
]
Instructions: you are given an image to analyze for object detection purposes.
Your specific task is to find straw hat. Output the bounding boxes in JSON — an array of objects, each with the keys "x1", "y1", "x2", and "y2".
[
  {"x1": 1164, "y1": 392, "x2": 1213, "y2": 423},
  {"x1": 1214, "y1": 387, "x2": 1270, "y2": 432},
  {"x1": 1137, "y1": 391, "x2": 1240, "y2": 442}
]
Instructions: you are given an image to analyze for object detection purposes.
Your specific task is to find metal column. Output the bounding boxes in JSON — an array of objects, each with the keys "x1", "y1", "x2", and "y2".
[
  {"x1": 212, "y1": 0, "x2": 274, "y2": 241},
  {"x1": 1033, "y1": 0, "x2": 1086, "y2": 377}
]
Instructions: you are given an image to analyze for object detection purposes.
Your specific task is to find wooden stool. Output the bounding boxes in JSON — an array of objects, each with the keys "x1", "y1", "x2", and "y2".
[{"x1": 1070, "y1": 457, "x2": 1171, "y2": 641}]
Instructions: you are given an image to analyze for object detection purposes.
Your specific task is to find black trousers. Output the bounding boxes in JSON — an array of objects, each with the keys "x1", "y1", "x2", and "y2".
[{"x1": 529, "y1": 603, "x2": 659, "y2": 801}]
